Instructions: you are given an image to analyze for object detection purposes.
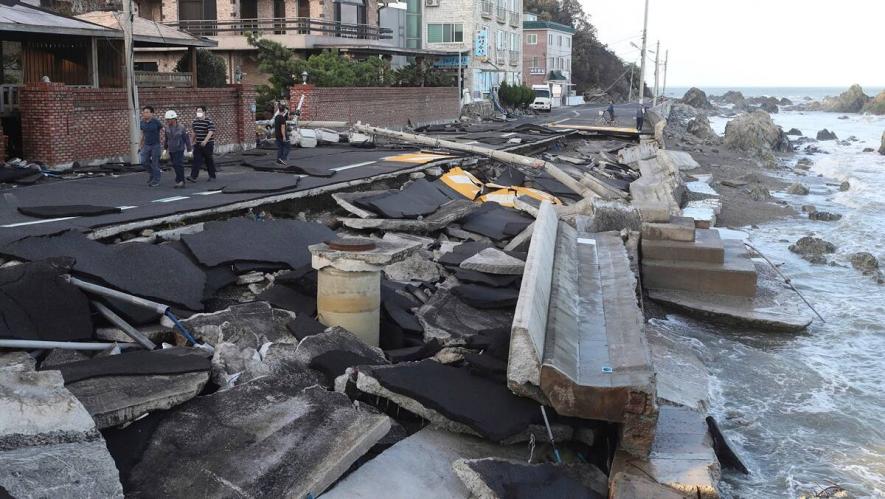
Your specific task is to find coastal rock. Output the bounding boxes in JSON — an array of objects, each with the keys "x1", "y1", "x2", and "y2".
[
  {"x1": 759, "y1": 101, "x2": 779, "y2": 114},
  {"x1": 839, "y1": 180, "x2": 850, "y2": 192},
  {"x1": 863, "y1": 90, "x2": 885, "y2": 115},
  {"x1": 789, "y1": 236, "x2": 836, "y2": 264},
  {"x1": 823, "y1": 84, "x2": 871, "y2": 113},
  {"x1": 801, "y1": 205, "x2": 816, "y2": 213},
  {"x1": 849, "y1": 252, "x2": 879, "y2": 274},
  {"x1": 880, "y1": 131, "x2": 885, "y2": 155},
  {"x1": 724, "y1": 110, "x2": 792, "y2": 157},
  {"x1": 786, "y1": 128, "x2": 803, "y2": 136},
  {"x1": 796, "y1": 158, "x2": 813, "y2": 170},
  {"x1": 779, "y1": 97, "x2": 793, "y2": 106},
  {"x1": 808, "y1": 211, "x2": 842, "y2": 221},
  {"x1": 720, "y1": 90, "x2": 747, "y2": 109},
  {"x1": 786, "y1": 183, "x2": 810, "y2": 195},
  {"x1": 746, "y1": 184, "x2": 771, "y2": 201},
  {"x1": 682, "y1": 87, "x2": 713, "y2": 110},
  {"x1": 816, "y1": 129, "x2": 838, "y2": 141},
  {"x1": 687, "y1": 115, "x2": 719, "y2": 141}
]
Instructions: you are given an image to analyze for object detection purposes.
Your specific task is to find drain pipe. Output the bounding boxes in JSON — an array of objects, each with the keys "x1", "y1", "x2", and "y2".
[
  {"x1": 0, "y1": 339, "x2": 140, "y2": 351},
  {"x1": 92, "y1": 301, "x2": 158, "y2": 350}
]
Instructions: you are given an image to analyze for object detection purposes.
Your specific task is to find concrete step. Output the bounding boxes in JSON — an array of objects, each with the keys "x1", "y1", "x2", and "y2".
[
  {"x1": 641, "y1": 229, "x2": 725, "y2": 264},
  {"x1": 641, "y1": 240, "x2": 756, "y2": 297}
]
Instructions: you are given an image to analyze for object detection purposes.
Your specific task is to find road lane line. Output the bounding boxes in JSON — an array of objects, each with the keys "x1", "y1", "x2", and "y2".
[
  {"x1": 331, "y1": 161, "x2": 376, "y2": 172},
  {"x1": 2, "y1": 217, "x2": 79, "y2": 228},
  {"x1": 152, "y1": 196, "x2": 190, "y2": 203}
]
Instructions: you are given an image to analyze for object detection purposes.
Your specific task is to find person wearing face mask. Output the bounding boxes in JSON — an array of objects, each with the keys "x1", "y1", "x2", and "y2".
[
  {"x1": 188, "y1": 105, "x2": 217, "y2": 182},
  {"x1": 162, "y1": 110, "x2": 192, "y2": 188}
]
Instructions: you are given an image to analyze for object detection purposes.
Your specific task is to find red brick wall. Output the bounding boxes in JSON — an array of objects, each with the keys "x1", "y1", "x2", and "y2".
[
  {"x1": 20, "y1": 82, "x2": 256, "y2": 167},
  {"x1": 289, "y1": 85, "x2": 459, "y2": 128},
  {"x1": 523, "y1": 29, "x2": 548, "y2": 87}
]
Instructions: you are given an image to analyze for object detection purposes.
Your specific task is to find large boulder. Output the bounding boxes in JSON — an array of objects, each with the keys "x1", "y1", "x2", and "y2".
[
  {"x1": 682, "y1": 87, "x2": 713, "y2": 110},
  {"x1": 789, "y1": 236, "x2": 836, "y2": 264},
  {"x1": 724, "y1": 110, "x2": 792, "y2": 157},
  {"x1": 849, "y1": 252, "x2": 879, "y2": 274},
  {"x1": 823, "y1": 84, "x2": 871, "y2": 113},
  {"x1": 748, "y1": 96, "x2": 780, "y2": 114},
  {"x1": 686, "y1": 115, "x2": 719, "y2": 141},
  {"x1": 720, "y1": 90, "x2": 747, "y2": 108},
  {"x1": 863, "y1": 91, "x2": 885, "y2": 115},
  {"x1": 816, "y1": 129, "x2": 838, "y2": 141},
  {"x1": 880, "y1": 130, "x2": 885, "y2": 155},
  {"x1": 786, "y1": 128, "x2": 803, "y2": 136}
]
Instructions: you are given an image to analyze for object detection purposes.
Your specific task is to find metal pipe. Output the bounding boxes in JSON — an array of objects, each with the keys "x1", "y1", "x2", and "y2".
[
  {"x1": 352, "y1": 123, "x2": 605, "y2": 199},
  {"x1": 93, "y1": 301, "x2": 158, "y2": 350},
  {"x1": 64, "y1": 275, "x2": 169, "y2": 316},
  {"x1": 0, "y1": 339, "x2": 140, "y2": 351}
]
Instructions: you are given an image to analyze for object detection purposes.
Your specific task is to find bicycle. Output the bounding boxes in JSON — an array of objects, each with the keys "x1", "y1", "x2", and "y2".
[{"x1": 595, "y1": 110, "x2": 616, "y2": 126}]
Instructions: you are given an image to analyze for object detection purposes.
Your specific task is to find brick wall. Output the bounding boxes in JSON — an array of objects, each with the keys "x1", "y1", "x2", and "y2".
[
  {"x1": 0, "y1": 121, "x2": 6, "y2": 162},
  {"x1": 289, "y1": 85, "x2": 459, "y2": 128},
  {"x1": 20, "y1": 82, "x2": 256, "y2": 167}
]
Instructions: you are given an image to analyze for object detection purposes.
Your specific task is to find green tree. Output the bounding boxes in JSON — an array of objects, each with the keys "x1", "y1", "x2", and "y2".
[
  {"x1": 392, "y1": 60, "x2": 455, "y2": 87},
  {"x1": 175, "y1": 49, "x2": 227, "y2": 88}
]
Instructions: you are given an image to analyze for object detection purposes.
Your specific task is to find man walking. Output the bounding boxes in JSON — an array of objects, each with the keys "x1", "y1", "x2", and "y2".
[
  {"x1": 635, "y1": 105, "x2": 646, "y2": 132},
  {"x1": 139, "y1": 106, "x2": 163, "y2": 187},
  {"x1": 274, "y1": 102, "x2": 290, "y2": 166},
  {"x1": 162, "y1": 110, "x2": 192, "y2": 188},
  {"x1": 606, "y1": 99, "x2": 616, "y2": 123},
  {"x1": 188, "y1": 105, "x2": 216, "y2": 181}
]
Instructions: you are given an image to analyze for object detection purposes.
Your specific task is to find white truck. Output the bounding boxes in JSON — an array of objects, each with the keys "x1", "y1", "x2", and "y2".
[{"x1": 531, "y1": 85, "x2": 552, "y2": 112}]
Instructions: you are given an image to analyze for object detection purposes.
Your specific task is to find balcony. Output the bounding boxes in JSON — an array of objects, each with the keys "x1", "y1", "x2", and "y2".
[
  {"x1": 529, "y1": 67, "x2": 546, "y2": 75},
  {"x1": 495, "y1": 6, "x2": 506, "y2": 22},
  {"x1": 508, "y1": 50, "x2": 518, "y2": 66},
  {"x1": 169, "y1": 17, "x2": 392, "y2": 41},
  {"x1": 509, "y1": 11, "x2": 520, "y2": 27},
  {"x1": 481, "y1": 1, "x2": 493, "y2": 18}
]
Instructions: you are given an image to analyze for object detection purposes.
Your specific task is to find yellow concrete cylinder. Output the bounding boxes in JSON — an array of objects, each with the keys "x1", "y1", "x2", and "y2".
[{"x1": 316, "y1": 267, "x2": 381, "y2": 346}]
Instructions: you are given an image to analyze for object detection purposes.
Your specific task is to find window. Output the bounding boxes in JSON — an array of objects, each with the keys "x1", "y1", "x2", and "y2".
[
  {"x1": 558, "y1": 35, "x2": 562, "y2": 46},
  {"x1": 548, "y1": 57, "x2": 554, "y2": 69},
  {"x1": 548, "y1": 34, "x2": 553, "y2": 44},
  {"x1": 510, "y1": 32, "x2": 517, "y2": 50},
  {"x1": 526, "y1": 33, "x2": 537, "y2": 45},
  {"x1": 134, "y1": 61, "x2": 159, "y2": 72},
  {"x1": 496, "y1": 30, "x2": 505, "y2": 50},
  {"x1": 566, "y1": 37, "x2": 570, "y2": 48},
  {"x1": 427, "y1": 23, "x2": 463, "y2": 43},
  {"x1": 531, "y1": 56, "x2": 539, "y2": 67}
]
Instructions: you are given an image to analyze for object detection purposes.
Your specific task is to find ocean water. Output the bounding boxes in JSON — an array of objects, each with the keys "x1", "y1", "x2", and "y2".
[
  {"x1": 664, "y1": 109, "x2": 885, "y2": 497},
  {"x1": 666, "y1": 86, "x2": 885, "y2": 102}
]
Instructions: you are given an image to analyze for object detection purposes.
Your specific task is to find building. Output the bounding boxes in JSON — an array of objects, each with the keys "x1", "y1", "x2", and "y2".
[
  {"x1": 522, "y1": 13, "x2": 574, "y2": 106},
  {"x1": 421, "y1": 0, "x2": 522, "y2": 100},
  {"x1": 131, "y1": 0, "x2": 396, "y2": 85}
]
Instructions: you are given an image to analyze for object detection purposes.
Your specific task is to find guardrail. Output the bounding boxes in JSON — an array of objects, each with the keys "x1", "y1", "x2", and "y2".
[
  {"x1": 135, "y1": 71, "x2": 192, "y2": 88},
  {"x1": 168, "y1": 17, "x2": 392, "y2": 39},
  {"x1": 529, "y1": 67, "x2": 546, "y2": 75}
]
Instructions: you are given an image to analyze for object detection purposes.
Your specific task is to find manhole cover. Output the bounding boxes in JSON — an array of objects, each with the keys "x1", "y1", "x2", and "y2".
[{"x1": 325, "y1": 238, "x2": 377, "y2": 252}]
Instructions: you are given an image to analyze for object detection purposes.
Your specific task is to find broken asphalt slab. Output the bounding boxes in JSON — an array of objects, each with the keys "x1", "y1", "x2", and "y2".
[
  {"x1": 125, "y1": 375, "x2": 390, "y2": 499},
  {"x1": 0, "y1": 260, "x2": 94, "y2": 341},
  {"x1": 460, "y1": 204, "x2": 533, "y2": 241},
  {"x1": 53, "y1": 347, "x2": 211, "y2": 384},
  {"x1": 0, "y1": 231, "x2": 207, "y2": 311},
  {"x1": 180, "y1": 301, "x2": 299, "y2": 347},
  {"x1": 0, "y1": 352, "x2": 124, "y2": 498},
  {"x1": 353, "y1": 359, "x2": 543, "y2": 442},
  {"x1": 417, "y1": 286, "x2": 514, "y2": 344},
  {"x1": 452, "y1": 458, "x2": 607, "y2": 499},
  {"x1": 341, "y1": 199, "x2": 479, "y2": 233},
  {"x1": 181, "y1": 217, "x2": 336, "y2": 270},
  {"x1": 460, "y1": 247, "x2": 526, "y2": 275},
  {"x1": 17, "y1": 205, "x2": 123, "y2": 218},
  {"x1": 353, "y1": 179, "x2": 460, "y2": 219}
]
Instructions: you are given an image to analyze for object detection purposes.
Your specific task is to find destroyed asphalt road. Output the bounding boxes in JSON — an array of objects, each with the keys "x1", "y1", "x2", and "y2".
[{"x1": 0, "y1": 103, "x2": 768, "y2": 498}]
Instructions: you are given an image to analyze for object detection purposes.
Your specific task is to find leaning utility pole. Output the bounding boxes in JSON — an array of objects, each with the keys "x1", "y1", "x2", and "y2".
[
  {"x1": 628, "y1": 61, "x2": 635, "y2": 102},
  {"x1": 122, "y1": 0, "x2": 140, "y2": 164},
  {"x1": 637, "y1": 0, "x2": 649, "y2": 105},
  {"x1": 662, "y1": 49, "x2": 669, "y2": 98},
  {"x1": 652, "y1": 40, "x2": 660, "y2": 106}
]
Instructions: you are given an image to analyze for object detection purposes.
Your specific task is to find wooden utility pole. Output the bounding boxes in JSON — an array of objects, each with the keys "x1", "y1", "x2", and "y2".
[
  {"x1": 637, "y1": 0, "x2": 649, "y2": 105},
  {"x1": 662, "y1": 49, "x2": 669, "y2": 99},
  {"x1": 122, "y1": 0, "x2": 140, "y2": 164}
]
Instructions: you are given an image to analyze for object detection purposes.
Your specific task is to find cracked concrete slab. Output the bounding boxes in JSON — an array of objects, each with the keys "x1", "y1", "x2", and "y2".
[
  {"x1": 452, "y1": 458, "x2": 607, "y2": 499},
  {"x1": 417, "y1": 287, "x2": 514, "y2": 344}
]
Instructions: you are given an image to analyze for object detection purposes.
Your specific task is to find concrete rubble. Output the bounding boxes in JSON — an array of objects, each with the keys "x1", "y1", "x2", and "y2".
[{"x1": 0, "y1": 108, "x2": 779, "y2": 498}]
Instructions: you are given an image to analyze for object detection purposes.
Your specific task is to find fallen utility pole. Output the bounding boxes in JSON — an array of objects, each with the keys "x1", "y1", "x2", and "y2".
[{"x1": 352, "y1": 123, "x2": 612, "y2": 199}]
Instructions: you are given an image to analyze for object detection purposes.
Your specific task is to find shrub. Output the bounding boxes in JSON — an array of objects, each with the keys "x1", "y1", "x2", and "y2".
[{"x1": 175, "y1": 49, "x2": 227, "y2": 88}]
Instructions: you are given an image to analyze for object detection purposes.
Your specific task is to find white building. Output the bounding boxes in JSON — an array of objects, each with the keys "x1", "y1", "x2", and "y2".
[{"x1": 420, "y1": 0, "x2": 522, "y2": 99}]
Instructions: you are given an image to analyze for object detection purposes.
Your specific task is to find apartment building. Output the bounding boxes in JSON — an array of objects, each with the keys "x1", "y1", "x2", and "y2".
[
  {"x1": 522, "y1": 13, "x2": 574, "y2": 105},
  {"x1": 131, "y1": 0, "x2": 398, "y2": 85},
  {"x1": 421, "y1": 0, "x2": 522, "y2": 99}
]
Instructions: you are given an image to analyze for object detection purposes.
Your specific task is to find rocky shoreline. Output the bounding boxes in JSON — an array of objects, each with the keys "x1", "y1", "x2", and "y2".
[{"x1": 664, "y1": 87, "x2": 884, "y2": 284}]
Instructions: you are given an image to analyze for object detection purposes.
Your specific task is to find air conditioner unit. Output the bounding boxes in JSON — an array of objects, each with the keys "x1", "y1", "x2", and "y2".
[{"x1": 425, "y1": 0, "x2": 439, "y2": 6}]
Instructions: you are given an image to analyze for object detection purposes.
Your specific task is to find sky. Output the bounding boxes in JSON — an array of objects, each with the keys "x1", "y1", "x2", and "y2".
[{"x1": 581, "y1": 0, "x2": 885, "y2": 89}]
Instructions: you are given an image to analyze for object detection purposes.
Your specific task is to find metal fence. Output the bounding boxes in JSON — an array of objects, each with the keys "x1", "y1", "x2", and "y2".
[
  {"x1": 135, "y1": 71, "x2": 192, "y2": 88},
  {"x1": 168, "y1": 17, "x2": 392, "y2": 39}
]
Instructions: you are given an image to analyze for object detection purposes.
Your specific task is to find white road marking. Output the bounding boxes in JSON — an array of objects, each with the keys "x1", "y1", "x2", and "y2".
[
  {"x1": 117, "y1": 206, "x2": 138, "y2": 210},
  {"x1": 331, "y1": 161, "x2": 375, "y2": 172},
  {"x1": 2, "y1": 217, "x2": 79, "y2": 228},
  {"x1": 194, "y1": 190, "x2": 222, "y2": 196},
  {"x1": 152, "y1": 196, "x2": 190, "y2": 203},
  {"x1": 464, "y1": 141, "x2": 480, "y2": 145}
]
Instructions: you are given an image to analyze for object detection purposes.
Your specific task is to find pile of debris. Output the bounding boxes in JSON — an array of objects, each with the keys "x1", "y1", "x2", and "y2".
[{"x1": 0, "y1": 116, "x2": 758, "y2": 498}]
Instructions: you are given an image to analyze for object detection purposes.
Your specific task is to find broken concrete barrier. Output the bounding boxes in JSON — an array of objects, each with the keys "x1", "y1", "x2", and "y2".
[
  {"x1": 126, "y1": 373, "x2": 390, "y2": 498},
  {"x1": 460, "y1": 247, "x2": 526, "y2": 275},
  {"x1": 452, "y1": 458, "x2": 608, "y2": 499}
]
